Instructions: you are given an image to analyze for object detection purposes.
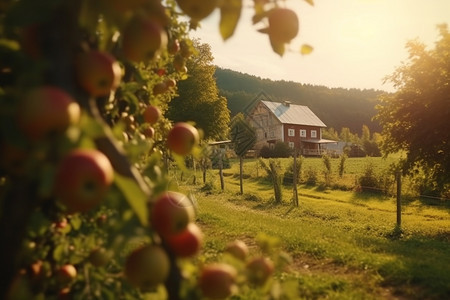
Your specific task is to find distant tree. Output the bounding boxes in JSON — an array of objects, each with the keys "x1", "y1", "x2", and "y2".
[
  {"x1": 322, "y1": 127, "x2": 340, "y2": 140},
  {"x1": 376, "y1": 24, "x2": 450, "y2": 193},
  {"x1": 168, "y1": 42, "x2": 230, "y2": 140},
  {"x1": 361, "y1": 124, "x2": 371, "y2": 143},
  {"x1": 361, "y1": 124, "x2": 381, "y2": 157},
  {"x1": 340, "y1": 127, "x2": 360, "y2": 144}
]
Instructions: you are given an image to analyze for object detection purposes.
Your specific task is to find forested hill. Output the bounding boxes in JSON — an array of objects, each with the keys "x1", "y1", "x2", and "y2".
[{"x1": 215, "y1": 67, "x2": 386, "y2": 134}]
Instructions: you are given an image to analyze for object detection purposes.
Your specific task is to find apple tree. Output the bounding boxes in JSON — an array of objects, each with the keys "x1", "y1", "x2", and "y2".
[
  {"x1": 376, "y1": 24, "x2": 450, "y2": 196},
  {"x1": 0, "y1": 0, "x2": 310, "y2": 299}
]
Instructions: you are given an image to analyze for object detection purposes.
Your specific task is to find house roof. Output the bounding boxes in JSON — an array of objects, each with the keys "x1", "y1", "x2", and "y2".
[{"x1": 261, "y1": 100, "x2": 326, "y2": 127}]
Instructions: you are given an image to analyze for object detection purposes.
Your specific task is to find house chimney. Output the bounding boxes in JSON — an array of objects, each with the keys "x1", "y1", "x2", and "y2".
[{"x1": 283, "y1": 101, "x2": 291, "y2": 107}]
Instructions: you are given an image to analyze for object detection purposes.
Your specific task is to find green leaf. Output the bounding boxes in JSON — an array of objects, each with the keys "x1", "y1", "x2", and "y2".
[
  {"x1": 69, "y1": 215, "x2": 82, "y2": 231},
  {"x1": 114, "y1": 172, "x2": 148, "y2": 226},
  {"x1": 53, "y1": 243, "x2": 66, "y2": 261},
  {"x1": 252, "y1": 11, "x2": 268, "y2": 25},
  {"x1": 0, "y1": 39, "x2": 20, "y2": 51},
  {"x1": 219, "y1": 0, "x2": 242, "y2": 41},
  {"x1": 300, "y1": 44, "x2": 314, "y2": 55}
]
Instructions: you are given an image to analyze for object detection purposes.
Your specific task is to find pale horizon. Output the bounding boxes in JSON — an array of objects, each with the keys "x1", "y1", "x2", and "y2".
[{"x1": 189, "y1": 0, "x2": 450, "y2": 92}]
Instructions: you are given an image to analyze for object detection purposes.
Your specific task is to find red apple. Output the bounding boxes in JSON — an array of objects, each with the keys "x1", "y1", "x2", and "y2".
[
  {"x1": 224, "y1": 240, "x2": 249, "y2": 261},
  {"x1": 54, "y1": 149, "x2": 114, "y2": 213},
  {"x1": 75, "y1": 50, "x2": 122, "y2": 97},
  {"x1": 246, "y1": 257, "x2": 274, "y2": 286},
  {"x1": 152, "y1": 82, "x2": 168, "y2": 95},
  {"x1": 198, "y1": 263, "x2": 237, "y2": 299},
  {"x1": 268, "y1": 8, "x2": 299, "y2": 44},
  {"x1": 173, "y1": 55, "x2": 186, "y2": 72},
  {"x1": 124, "y1": 245, "x2": 170, "y2": 289},
  {"x1": 17, "y1": 86, "x2": 80, "y2": 140},
  {"x1": 58, "y1": 287, "x2": 71, "y2": 300},
  {"x1": 143, "y1": 105, "x2": 161, "y2": 124},
  {"x1": 142, "y1": 126, "x2": 155, "y2": 138},
  {"x1": 122, "y1": 15, "x2": 168, "y2": 62},
  {"x1": 164, "y1": 78, "x2": 176, "y2": 88},
  {"x1": 28, "y1": 260, "x2": 43, "y2": 280},
  {"x1": 166, "y1": 223, "x2": 203, "y2": 258},
  {"x1": 150, "y1": 191, "x2": 195, "y2": 238},
  {"x1": 167, "y1": 122, "x2": 199, "y2": 156},
  {"x1": 56, "y1": 264, "x2": 77, "y2": 285},
  {"x1": 168, "y1": 39, "x2": 180, "y2": 55}
]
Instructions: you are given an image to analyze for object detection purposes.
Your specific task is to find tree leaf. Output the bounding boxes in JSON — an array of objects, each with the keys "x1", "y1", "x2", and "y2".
[
  {"x1": 270, "y1": 36, "x2": 285, "y2": 56},
  {"x1": 219, "y1": 0, "x2": 242, "y2": 41},
  {"x1": 114, "y1": 172, "x2": 148, "y2": 226},
  {"x1": 304, "y1": 0, "x2": 315, "y2": 6},
  {"x1": 300, "y1": 44, "x2": 314, "y2": 55},
  {"x1": 257, "y1": 27, "x2": 270, "y2": 34}
]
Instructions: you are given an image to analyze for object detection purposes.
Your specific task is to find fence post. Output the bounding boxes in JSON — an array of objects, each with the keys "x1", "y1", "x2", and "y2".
[
  {"x1": 396, "y1": 171, "x2": 402, "y2": 227},
  {"x1": 219, "y1": 149, "x2": 224, "y2": 191},
  {"x1": 239, "y1": 156, "x2": 243, "y2": 195},
  {"x1": 293, "y1": 149, "x2": 299, "y2": 207}
]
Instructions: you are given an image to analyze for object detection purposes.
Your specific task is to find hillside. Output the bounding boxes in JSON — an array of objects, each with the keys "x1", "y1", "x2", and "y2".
[{"x1": 215, "y1": 68, "x2": 386, "y2": 135}]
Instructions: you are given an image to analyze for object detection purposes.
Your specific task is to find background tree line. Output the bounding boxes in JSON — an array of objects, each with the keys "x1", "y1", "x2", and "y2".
[{"x1": 215, "y1": 67, "x2": 384, "y2": 135}]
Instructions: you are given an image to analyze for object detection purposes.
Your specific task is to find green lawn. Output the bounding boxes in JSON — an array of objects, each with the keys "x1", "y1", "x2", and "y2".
[{"x1": 169, "y1": 156, "x2": 450, "y2": 299}]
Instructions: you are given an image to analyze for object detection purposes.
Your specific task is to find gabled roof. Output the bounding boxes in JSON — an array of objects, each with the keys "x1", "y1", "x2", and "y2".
[{"x1": 261, "y1": 100, "x2": 327, "y2": 127}]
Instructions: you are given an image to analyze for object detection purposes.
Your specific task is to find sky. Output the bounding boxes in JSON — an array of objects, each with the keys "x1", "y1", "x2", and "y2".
[{"x1": 188, "y1": 0, "x2": 450, "y2": 92}]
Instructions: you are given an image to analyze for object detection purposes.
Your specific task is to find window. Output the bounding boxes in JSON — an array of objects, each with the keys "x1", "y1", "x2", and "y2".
[
  {"x1": 311, "y1": 130, "x2": 317, "y2": 138},
  {"x1": 269, "y1": 130, "x2": 275, "y2": 138},
  {"x1": 288, "y1": 129, "x2": 295, "y2": 136},
  {"x1": 289, "y1": 142, "x2": 295, "y2": 149},
  {"x1": 300, "y1": 129, "x2": 306, "y2": 137}
]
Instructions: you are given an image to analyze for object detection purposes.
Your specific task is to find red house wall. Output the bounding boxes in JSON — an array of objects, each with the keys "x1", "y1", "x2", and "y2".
[{"x1": 283, "y1": 124, "x2": 322, "y2": 149}]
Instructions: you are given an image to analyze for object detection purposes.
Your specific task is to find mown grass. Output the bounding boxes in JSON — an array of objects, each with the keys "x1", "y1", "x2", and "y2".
[{"x1": 169, "y1": 156, "x2": 450, "y2": 299}]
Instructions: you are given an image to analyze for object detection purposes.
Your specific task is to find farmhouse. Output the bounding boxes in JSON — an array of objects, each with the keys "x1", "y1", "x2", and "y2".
[{"x1": 246, "y1": 94, "x2": 337, "y2": 156}]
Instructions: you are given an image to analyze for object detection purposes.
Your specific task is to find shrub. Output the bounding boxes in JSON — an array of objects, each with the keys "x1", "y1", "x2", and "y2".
[
  {"x1": 283, "y1": 155, "x2": 303, "y2": 185},
  {"x1": 358, "y1": 163, "x2": 380, "y2": 192},
  {"x1": 258, "y1": 142, "x2": 292, "y2": 158},
  {"x1": 322, "y1": 154, "x2": 332, "y2": 187},
  {"x1": 259, "y1": 159, "x2": 283, "y2": 203},
  {"x1": 305, "y1": 167, "x2": 318, "y2": 186},
  {"x1": 273, "y1": 142, "x2": 292, "y2": 158},
  {"x1": 338, "y1": 154, "x2": 347, "y2": 178},
  {"x1": 259, "y1": 145, "x2": 272, "y2": 158}
]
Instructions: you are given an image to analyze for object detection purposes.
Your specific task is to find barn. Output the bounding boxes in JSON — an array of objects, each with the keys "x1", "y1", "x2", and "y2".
[{"x1": 246, "y1": 94, "x2": 338, "y2": 156}]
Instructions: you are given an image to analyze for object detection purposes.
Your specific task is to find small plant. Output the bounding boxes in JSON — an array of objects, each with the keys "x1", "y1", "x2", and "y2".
[
  {"x1": 283, "y1": 155, "x2": 303, "y2": 185},
  {"x1": 259, "y1": 159, "x2": 283, "y2": 203},
  {"x1": 338, "y1": 154, "x2": 347, "y2": 178},
  {"x1": 305, "y1": 167, "x2": 318, "y2": 186},
  {"x1": 358, "y1": 163, "x2": 380, "y2": 192},
  {"x1": 322, "y1": 154, "x2": 332, "y2": 187}
]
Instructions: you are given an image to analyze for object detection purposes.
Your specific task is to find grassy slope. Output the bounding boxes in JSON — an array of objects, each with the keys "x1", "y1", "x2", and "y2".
[{"x1": 172, "y1": 157, "x2": 450, "y2": 299}]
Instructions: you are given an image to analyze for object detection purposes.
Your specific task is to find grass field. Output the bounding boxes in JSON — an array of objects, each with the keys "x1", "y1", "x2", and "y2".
[{"x1": 169, "y1": 156, "x2": 450, "y2": 299}]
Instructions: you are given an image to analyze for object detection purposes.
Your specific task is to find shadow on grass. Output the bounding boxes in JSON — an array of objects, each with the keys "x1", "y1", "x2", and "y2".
[{"x1": 358, "y1": 227, "x2": 450, "y2": 299}]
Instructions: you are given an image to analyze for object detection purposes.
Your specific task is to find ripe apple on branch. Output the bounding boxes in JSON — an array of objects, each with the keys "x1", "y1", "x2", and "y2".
[{"x1": 0, "y1": 0, "x2": 307, "y2": 299}]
